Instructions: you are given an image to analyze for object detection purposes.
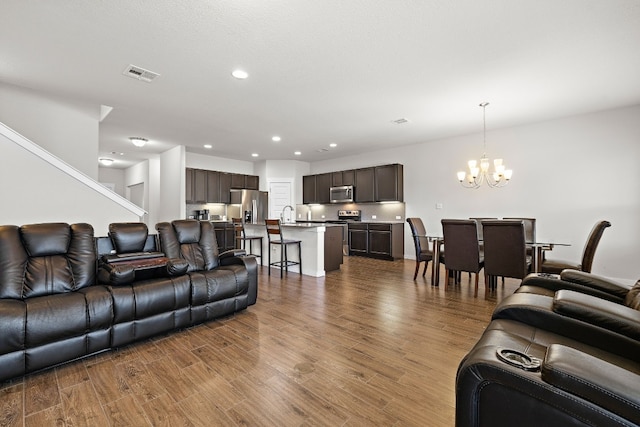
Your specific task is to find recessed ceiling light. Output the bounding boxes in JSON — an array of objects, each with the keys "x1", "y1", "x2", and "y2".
[
  {"x1": 272, "y1": 136, "x2": 281, "y2": 142},
  {"x1": 232, "y1": 69, "x2": 249, "y2": 79},
  {"x1": 99, "y1": 158, "x2": 114, "y2": 166},
  {"x1": 251, "y1": 153, "x2": 259, "y2": 157},
  {"x1": 204, "y1": 144, "x2": 212, "y2": 149},
  {"x1": 129, "y1": 137, "x2": 147, "y2": 147},
  {"x1": 294, "y1": 151, "x2": 301, "y2": 156},
  {"x1": 329, "y1": 143, "x2": 337, "y2": 148}
]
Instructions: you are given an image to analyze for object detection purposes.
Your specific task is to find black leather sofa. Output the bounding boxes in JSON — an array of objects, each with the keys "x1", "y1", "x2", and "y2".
[
  {"x1": 0, "y1": 220, "x2": 257, "y2": 383},
  {"x1": 456, "y1": 271, "x2": 640, "y2": 427}
]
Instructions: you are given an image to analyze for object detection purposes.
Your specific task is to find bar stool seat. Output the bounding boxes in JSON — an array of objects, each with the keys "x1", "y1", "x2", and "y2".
[
  {"x1": 265, "y1": 219, "x2": 302, "y2": 277},
  {"x1": 232, "y1": 218, "x2": 263, "y2": 262}
]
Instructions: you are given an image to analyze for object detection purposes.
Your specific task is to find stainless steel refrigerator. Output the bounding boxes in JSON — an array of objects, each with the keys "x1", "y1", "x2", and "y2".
[{"x1": 230, "y1": 189, "x2": 269, "y2": 224}]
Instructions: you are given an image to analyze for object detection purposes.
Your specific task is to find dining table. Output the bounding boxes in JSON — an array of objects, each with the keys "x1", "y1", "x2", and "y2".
[{"x1": 426, "y1": 236, "x2": 570, "y2": 286}]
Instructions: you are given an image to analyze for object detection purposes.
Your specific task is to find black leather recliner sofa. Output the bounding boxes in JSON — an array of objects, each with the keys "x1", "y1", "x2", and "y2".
[
  {"x1": 456, "y1": 270, "x2": 640, "y2": 427},
  {"x1": 0, "y1": 220, "x2": 258, "y2": 383}
]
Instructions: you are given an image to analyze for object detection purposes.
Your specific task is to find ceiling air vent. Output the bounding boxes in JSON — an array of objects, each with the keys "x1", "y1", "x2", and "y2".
[
  {"x1": 122, "y1": 64, "x2": 160, "y2": 82},
  {"x1": 392, "y1": 118, "x2": 410, "y2": 125}
]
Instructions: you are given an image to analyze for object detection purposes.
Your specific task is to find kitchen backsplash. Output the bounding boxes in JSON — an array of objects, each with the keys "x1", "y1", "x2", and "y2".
[{"x1": 295, "y1": 202, "x2": 405, "y2": 222}]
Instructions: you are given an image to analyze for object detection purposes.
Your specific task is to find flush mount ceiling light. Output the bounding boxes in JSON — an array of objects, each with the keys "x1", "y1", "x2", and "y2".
[
  {"x1": 129, "y1": 137, "x2": 148, "y2": 147},
  {"x1": 329, "y1": 143, "x2": 337, "y2": 148},
  {"x1": 294, "y1": 151, "x2": 301, "y2": 156},
  {"x1": 99, "y1": 158, "x2": 114, "y2": 166},
  {"x1": 457, "y1": 102, "x2": 512, "y2": 189},
  {"x1": 272, "y1": 136, "x2": 281, "y2": 142},
  {"x1": 232, "y1": 69, "x2": 249, "y2": 79},
  {"x1": 204, "y1": 144, "x2": 212, "y2": 149},
  {"x1": 251, "y1": 153, "x2": 259, "y2": 157}
]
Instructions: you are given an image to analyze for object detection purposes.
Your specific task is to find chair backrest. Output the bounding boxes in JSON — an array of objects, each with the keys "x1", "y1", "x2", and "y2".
[
  {"x1": 580, "y1": 220, "x2": 611, "y2": 272},
  {"x1": 156, "y1": 220, "x2": 219, "y2": 272},
  {"x1": 441, "y1": 219, "x2": 482, "y2": 273},
  {"x1": 0, "y1": 223, "x2": 96, "y2": 299},
  {"x1": 97, "y1": 222, "x2": 159, "y2": 257},
  {"x1": 469, "y1": 217, "x2": 498, "y2": 240},
  {"x1": 482, "y1": 220, "x2": 528, "y2": 279},
  {"x1": 265, "y1": 219, "x2": 283, "y2": 241},
  {"x1": 407, "y1": 218, "x2": 429, "y2": 256},
  {"x1": 503, "y1": 218, "x2": 536, "y2": 243},
  {"x1": 232, "y1": 217, "x2": 246, "y2": 240}
]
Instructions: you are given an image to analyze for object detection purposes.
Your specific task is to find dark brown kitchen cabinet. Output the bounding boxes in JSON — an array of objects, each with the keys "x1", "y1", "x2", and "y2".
[
  {"x1": 348, "y1": 222, "x2": 403, "y2": 260},
  {"x1": 332, "y1": 172, "x2": 343, "y2": 186},
  {"x1": 186, "y1": 168, "x2": 207, "y2": 203},
  {"x1": 219, "y1": 172, "x2": 231, "y2": 204},
  {"x1": 332, "y1": 170, "x2": 355, "y2": 186},
  {"x1": 355, "y1": 167, "x2": 375, "y2": 202},
  {"x1": 231, "y1": 173, "x2": 246, "y2": 189},
  {"x1": 186, "y1": 168, "x2": 195, "y2": 203},
  {"x1": 303, "y1": 175, "x2": 316, "y2": 204},
  {"x1": 213, "y1": 222, "x2": 236, "y2": 252},
  {"x1": 206, "y1": 171, "x2": 220, "y2": 203},
  {"x1": 375, "y1": 163, "x2": 403, "y2": 202},
  {"x1": 245, "y1": 175, "x2": 259, "y2": 190},
  {"x1": 315, "y1": 173, "x2": 332, "y2": 204}
]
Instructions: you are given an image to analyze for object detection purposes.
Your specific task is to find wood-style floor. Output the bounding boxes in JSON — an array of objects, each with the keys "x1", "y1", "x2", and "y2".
[{"x1": 0, "y1": 257, "x2": 520, "y2": 427}]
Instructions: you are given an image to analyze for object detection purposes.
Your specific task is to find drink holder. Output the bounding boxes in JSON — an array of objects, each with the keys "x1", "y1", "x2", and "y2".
[{"x1": 496, "y1": 348, "x2": 542, "y2": 372}]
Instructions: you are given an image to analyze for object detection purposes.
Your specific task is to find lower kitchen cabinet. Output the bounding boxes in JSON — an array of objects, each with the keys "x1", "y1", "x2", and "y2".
[
  {"x1": 324, "y1": 225, "x2": 343, "y2": 271},
  {"x1": 213, "y1": 222, "x2": 236, "y2": 252},
  {"x1": 348, "y1": 222, "x2": 403, "y2": 260}
]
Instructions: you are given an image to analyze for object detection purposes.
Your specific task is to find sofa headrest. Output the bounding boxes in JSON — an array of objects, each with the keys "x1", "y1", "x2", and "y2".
[
  {"x1": 173, "y1": 220, "x2": 201, "y2": 244},
  {"x1": 624, "y1": 280, "x2": 640, "y2": 310},
  {"x1": 109, "y1": 223, "x2": 148, "y2": 253},
  {"x1": 21, "y1": 223, "x2": 70, "y2": 256}
]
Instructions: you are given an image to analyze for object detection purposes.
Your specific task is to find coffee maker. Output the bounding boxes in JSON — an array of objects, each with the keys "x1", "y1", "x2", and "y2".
[{"x1": 194, "y1": 209, "x2": 210, "y2": 220}]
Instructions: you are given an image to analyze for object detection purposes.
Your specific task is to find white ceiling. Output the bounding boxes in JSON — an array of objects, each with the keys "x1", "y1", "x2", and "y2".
[{"x1": 2, "y1": 0, "x2": 640, "y2": 168}]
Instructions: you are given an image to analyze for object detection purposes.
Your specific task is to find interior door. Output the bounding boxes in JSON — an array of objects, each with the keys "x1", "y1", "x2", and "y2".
[{"x1": 269, "y1": 181, "x2": 293, "y2": 222}]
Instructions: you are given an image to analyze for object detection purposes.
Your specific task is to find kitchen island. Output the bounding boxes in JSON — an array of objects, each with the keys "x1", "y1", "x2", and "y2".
[{"x1": 242, "y1": 222, "x2": 343, "y2": 277}]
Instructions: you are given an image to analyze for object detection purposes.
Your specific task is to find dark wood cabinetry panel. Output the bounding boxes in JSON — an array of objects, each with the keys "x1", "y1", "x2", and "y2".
[
  {"x1": 348, "y1": 225, "x2": 368, "y2": 255},
  {"x1": 245, "y1": 175, "x2": 259, "y2": 190},
  {"x1": 186, "y1": 168, "x2": 194, "y2": 203},
  {"x1": 332, "y1": 172, "x2": 343, "y2": 186},
  {"x1": 206, "y1": 171, "x2": 220, "y2": 203},
  {"x1": 219, "y1": 173, "x2": 231, "y2": 204},
  {"x1": 303, "y1": 175, "x2": 316, "y2": 204},
  {"x1": 324, "y1": 226, "x2": 343, "y2": 271},
  {"x1": 375, "y1": 163, "x2": 403, "y2": 202},
  {"x1": 348, "y1": 222, "x2": 403, "y2": 260},
  {"x1": 193, "y1": 169, "x2": 207, "y2": 203},
  {"x1": 315, "y1": 173, "x2": 332, "y2": 204},
  {"x1": 231, "y1": 173, "x2": 246, "y2": 189},
  {"x1": 341, "y1": 170, "x2": 355, "y2": 186},
  {"x1": 213, "y1": 223, "x2": 236, "y2": 252},
  {"x1": 355, "y1": 167, "x2": 375, "y2": 202}
]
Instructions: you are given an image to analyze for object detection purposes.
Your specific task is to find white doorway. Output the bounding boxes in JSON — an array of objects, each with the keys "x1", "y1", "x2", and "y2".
[{"x1": 269, "y1": 181, "x2": 294, "y2": 222}]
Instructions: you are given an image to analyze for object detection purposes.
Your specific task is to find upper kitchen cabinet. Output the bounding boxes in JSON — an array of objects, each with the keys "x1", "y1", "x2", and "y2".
[
  {"x1": 315, "y1": 173, "x2": 332, "y2": 204},
  {"x1": 206, "y1": 171, "x2": 220, "y2": 203},
  {"x1": 355, "y1": 167, "x2": 375, "y2": 202},
  {"x1": 375, "y1": 163, "x2": 403, "y2": 202},
  {"x1": 245, "y1": 175, "x2": 259, "y2": 190},
  {"x1": 186, "y1": 168, "x2": 207, "y2": 203},
  {"x1": 303, "y1": 175, "x2": 316, "y2": 204},
  {"x1": 231, "y1": 173, "x2": 246, "y2": 189},
  {"x1": 219, "y1": 172, "x2": 231, "y2": 204},
  {"x1": 332, "y1": 170, "x2": 355, "y2": 186}
]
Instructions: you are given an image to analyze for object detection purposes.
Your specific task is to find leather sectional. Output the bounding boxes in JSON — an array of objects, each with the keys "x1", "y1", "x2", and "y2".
[
  {"x1": 456, "y1": 270, "x2": 640, "y2": 426},
  {"x1": 0, "y1": 220, "x2": 257, "y2": 383}
]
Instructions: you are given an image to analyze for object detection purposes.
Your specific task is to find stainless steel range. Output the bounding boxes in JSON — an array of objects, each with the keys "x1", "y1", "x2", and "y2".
[{"x1": 330, "y1": 210, "x2": 361, "y2": 255}]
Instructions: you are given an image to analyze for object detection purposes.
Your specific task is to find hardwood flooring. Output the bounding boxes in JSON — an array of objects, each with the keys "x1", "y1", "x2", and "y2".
[{"x1": 0, "y1": 257, "x2": 520, "y2": 427}]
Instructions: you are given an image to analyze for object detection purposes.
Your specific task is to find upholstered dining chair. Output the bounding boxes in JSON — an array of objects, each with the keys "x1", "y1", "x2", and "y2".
[
  {"x1": 482, "y1": 220, "x2": 532, "y2": 287},
  {"x1": 541, "y1": 220, "x2": 611, "y2": 274},
  {"x1": 441, "y1": 219, "x2": 484, "y2": 293},
  {"x1": 406, "y1": 218, "x2": 434, "y2": 281}
]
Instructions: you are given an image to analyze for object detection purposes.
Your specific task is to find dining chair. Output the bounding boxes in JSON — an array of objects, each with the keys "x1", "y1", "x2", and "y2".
[
  {"x1": 265, "y1": 219, "x2": 302, "y2": 278},
  {"x1": 502, "y1": 217, "x2": 536, "y2": 244},
  {"x1": 232, "y1": 217, "x2": 263, "y2": 261},
  {"x1": 482, "y1": 220, "x2": 532, "y2": 287},
  {"x1": 406, "y1": 218, "x2": 434, "y2": 282},
  {"x1": 541, "y1": 220, "x2": 611, "y2": 274},
  {"x1": 441, "y1": 219, "x2": 484, "y2": 293}
]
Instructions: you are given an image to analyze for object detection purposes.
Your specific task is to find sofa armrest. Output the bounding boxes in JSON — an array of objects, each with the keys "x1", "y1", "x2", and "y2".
[
  {"x1": 219, "y1": 249, "x2": 247, "y2": 260},
  {"x1": 560, "y1": 270, "x2": 632, "y2": 299},
  {"x1": 520, "y1": 272, "x2": 626, "y2": 303},
  {"x1": 553, "y1": 290, "x2": 640, "y2": 340},
  {"x1": 166, "y1": 258, "x2": 188, "y2": 276},
  {"x1": 542, "y1": 344, "x2": 640, "y2": 425},
  {"x1": 98, "y1": 263, "x2": 135, "y2": 285},
  {"x1": 219, "y1": 252, "x2": 258, "y2": 306}
]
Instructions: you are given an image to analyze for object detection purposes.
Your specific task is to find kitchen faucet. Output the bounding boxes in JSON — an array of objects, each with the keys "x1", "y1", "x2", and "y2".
[{"x1": 280, "y1": 205, "x2": 294, "y2": 223}]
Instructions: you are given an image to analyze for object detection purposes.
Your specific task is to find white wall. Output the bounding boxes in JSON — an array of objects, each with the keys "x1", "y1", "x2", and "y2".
[
  {"x1": 311, "y1": 105, "x2": 640, "y2": 281},
  {"x1": 159, "y1": 146, "x2": 185, "y2": 222},
  {"x1": 0, "y1": 131, "x2": 139, "y2": 235},
  {"x1": 186, "y1": 152, "x2": 254, "y2": 174},
  {"x1": 0, "y1": 82, "x2": 100, "y2": 179},
  {"x1": 98, "y1": 167, "x2": 126, "y2": 197}
]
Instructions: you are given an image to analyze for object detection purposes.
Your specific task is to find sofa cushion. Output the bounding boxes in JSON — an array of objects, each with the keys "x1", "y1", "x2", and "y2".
[
  {"x1": 109, "y1": 223, "x2": 148, "y2": 253},
  {"x1": 21, "y1": 223, "x2": 70, "y2": 256}
]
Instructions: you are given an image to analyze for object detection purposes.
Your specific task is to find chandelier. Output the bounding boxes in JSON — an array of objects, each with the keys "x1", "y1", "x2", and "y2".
[{"x1": 457, "y1": 102, "x2": 512, "y2": 188}]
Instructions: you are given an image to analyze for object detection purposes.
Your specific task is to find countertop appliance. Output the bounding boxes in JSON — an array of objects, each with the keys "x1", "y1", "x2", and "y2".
[
  {"x1": 230, "y1": 189, "x2": 268, "y2": 224},
  {"x1": 330, "y1": 185, "x2": 354, "y2": 203}
]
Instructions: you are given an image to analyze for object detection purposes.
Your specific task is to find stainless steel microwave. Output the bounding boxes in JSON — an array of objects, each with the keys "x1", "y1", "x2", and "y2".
[{"x1": 330, "y1": 185, "x2": 354, "y2": 203}]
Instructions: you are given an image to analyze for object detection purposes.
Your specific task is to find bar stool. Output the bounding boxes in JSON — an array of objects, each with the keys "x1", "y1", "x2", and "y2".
[
  {"x1": 265, "y1": 219, "x2": 302, "y2": 278},
  {"x1": 232, "y1": 218, "x2": 263, "y2": 262}
]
